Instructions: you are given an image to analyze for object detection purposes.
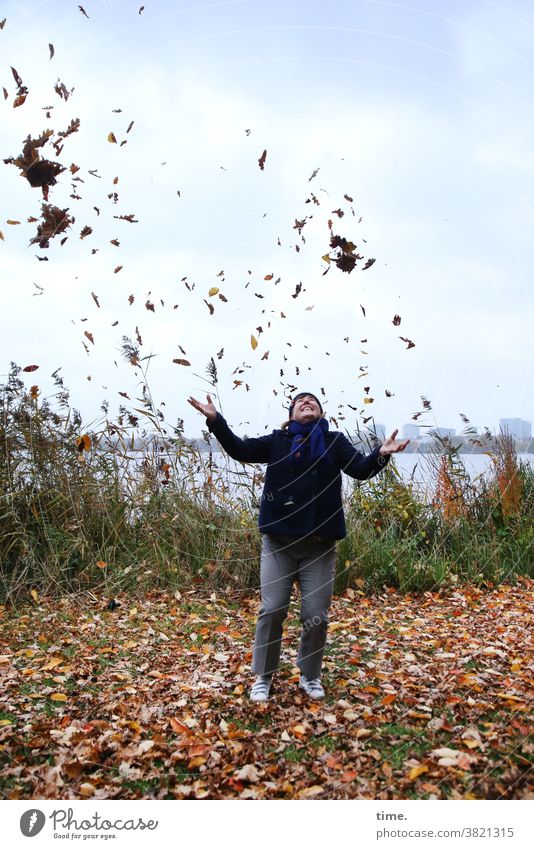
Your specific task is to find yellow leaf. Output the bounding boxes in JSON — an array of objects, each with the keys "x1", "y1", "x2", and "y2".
[
  {"x1": 363, "y1": 397, "x2": 374, "y2": 404},
  {"x1": 0, "y1": 719, "x2": 13, "y2": 726},
  {"x1": 42, "y1": 657, "x2": 63, "y2": 670},
  {"x1": 250, "y1": 335, "x2": 258, "y2": 350},
  {"x1": 107, "y1": 131, "x2": 117, "y2": 143},
  {"x1": 0, "y1": 230, "x2": 4, "y2": 240},
  {"x1": 408, "y1": 764, "x2": 428, "y2": 780},
  {"x1": 208, "y1": 287, "x2": 219, "y2": 297},
  {"x1": 322, "y1": 254, "x2": 331, "y2": 264},
  {"x1": 6, "y1": 220, "x2": 20, "y2": 225},
  {"x1": 50, "y1": 692, "x2": 67, "y2": 702},
  {"x1": 30, "y1": 589, "x2": 39, "y2": 603}
]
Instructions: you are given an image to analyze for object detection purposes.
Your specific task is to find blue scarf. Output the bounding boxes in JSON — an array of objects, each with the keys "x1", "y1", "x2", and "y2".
[{"x1": 287, "y1": 418, "x2": 330, "y2": 464}]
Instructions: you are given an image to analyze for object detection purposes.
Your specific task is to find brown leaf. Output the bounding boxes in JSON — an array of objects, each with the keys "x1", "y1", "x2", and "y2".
[
  {"x1": 84, "y1": 331, "x2": 94, "y2": 345},
  {"x1": 107, "y1": 131, "x2": 117, "y2": 144},
  {"x1": 258, "y1": 149, "x2": 267, "y2": 170},
  {"x1": 172, "y1": 359, "x2": 191, "y2": 366},
  {"x1": 49, "y1": 43, "x2": 55, "y2": 60},
  {"x1": 23, "y1": 364, "x2": 39, "y2": 372}
]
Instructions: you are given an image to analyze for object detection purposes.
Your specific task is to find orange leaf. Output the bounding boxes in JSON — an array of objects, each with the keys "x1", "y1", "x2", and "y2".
[
  {"x1": 50, "y1": 692, "x2": 68, "y2": 702},
  {"x1": 96, "y1": 560, "x2": 107, "y2": 569},
  {"x1": 76, "y1": 434, "x2": 91, "y2": 452},
  {"x1": 107, "y1": 131, "x2": 117, "y2": 143},
  {"x1": 381, "y1": 693, "x2": 396, "y2": 705}
]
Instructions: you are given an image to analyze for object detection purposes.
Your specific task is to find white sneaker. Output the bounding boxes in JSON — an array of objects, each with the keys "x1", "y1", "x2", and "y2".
[
  {"x1": 299, "y1": 675, "x2": 325, "y2": 699},
  {"x1": 249, "y1": 675, "x2": 272, "y2": 702}
]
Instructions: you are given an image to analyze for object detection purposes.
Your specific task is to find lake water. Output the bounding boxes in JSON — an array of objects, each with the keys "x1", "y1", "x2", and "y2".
[{"x1": 164, "y1": 448, "x2": 533, "y2": 505}]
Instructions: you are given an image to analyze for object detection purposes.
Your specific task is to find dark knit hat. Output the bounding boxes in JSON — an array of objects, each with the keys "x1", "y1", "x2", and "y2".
[{"x1": 288, "y1": 392, "x2": 323, "y2": 419}]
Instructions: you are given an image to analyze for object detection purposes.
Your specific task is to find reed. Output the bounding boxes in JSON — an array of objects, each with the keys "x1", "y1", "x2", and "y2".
[{"x1": 1, "y1": 364, "x2": 532, "y2": 601}]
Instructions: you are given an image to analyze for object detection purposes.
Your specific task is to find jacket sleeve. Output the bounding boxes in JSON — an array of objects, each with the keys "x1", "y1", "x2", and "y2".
[
  {"x1": 207, "y1": 412, "x2": 273, "y2": 464},
  {"x1": 334, "y1": 432, "x2": 390, "y2": 480}
]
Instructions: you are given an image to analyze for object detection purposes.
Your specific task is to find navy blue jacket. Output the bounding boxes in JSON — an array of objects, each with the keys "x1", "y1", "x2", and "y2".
[{"x1": 207, "y1": 413, "x2": 389, "y2": 539}]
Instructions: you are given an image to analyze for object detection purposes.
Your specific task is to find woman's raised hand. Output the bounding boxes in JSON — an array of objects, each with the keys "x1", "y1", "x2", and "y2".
[
  {"x1": 187, "y1": 394, "x2": 217, "y2": 423},
  {"x1": 379, "y1": 429, "x2": 410, "y2": 455}
]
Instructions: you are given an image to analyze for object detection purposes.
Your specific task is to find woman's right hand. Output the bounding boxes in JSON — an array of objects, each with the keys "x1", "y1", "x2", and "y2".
[{"x1": 187, "y1": 394, "x2": 217, "y2": 423}]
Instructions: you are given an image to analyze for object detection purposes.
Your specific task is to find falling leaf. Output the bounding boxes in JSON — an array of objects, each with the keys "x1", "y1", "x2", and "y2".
[
  {"x1": 308, "y1": 167, "x2": 319, "y2": 182},
  {"x1": 78, "y1": 6, "x2": 89, "y2": 18},
  {"x1": 80, "y1": 225, "x2": 92, "y2": 239},
  {"x1": 7, "y1": 220, "x2": 21, "y2": 225},
  {"x1": 49, "y1": 43, "x2": 55, "y2": 60},
  {"x1": 114, "y1": 266, "x2": 123, "y2": 274},
  {"x1": 107, "y1": 131, "x2": 117, "y2": 144},
  {"x1": 208, "y1": 287, "x2": 219, "y2": 297},
  {"x1": 172, "y1": 359, "x2": 191, "y2": 366},
  {"x1": 250, "y1": 335, "x2": 258, "y2": 350},
  {"x1": 13, "y1": 94, "x2": 27, "y2": 108},
  {"x1": 23, "y1": 364, "x2": 39, "y2": 372},
  {"x1": 29, "y1": 204, "x2": 74, "y2": 249},
  {"x1": 126, "y1": 120, "x2": 134, "y2": 133},
  {"x1": 258, "y1": 149, "x2": 267, "y2": 170},
  {"x1": 399, "y1": 336, "x2": 415, "y2": 349},
  {"x1": 393, "y1": 314, "x2": 401, "y2": 325}
]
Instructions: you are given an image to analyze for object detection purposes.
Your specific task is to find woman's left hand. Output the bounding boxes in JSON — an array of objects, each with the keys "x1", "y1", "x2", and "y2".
[{"x1": 379, "y1": 429, "x2": 410, "y2": 456}]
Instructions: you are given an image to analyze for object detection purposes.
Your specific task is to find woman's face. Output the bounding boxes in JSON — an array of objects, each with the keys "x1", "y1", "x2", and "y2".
[{"x1": 291, "y1": 394, "x2": 322, "y2": 424}]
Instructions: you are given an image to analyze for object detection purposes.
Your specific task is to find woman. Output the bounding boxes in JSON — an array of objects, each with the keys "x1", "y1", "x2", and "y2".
[{"x1": 188, "y1": 391, "x2": 409, "y2": 702}]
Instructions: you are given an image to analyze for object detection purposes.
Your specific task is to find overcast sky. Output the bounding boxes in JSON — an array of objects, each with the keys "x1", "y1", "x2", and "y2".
[{"x1": 2, "y1": 0, "x2": 534, "y2": 439}]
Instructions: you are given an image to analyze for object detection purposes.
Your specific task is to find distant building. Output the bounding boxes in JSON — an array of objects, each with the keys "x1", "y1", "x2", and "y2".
[
  {"x1": 403, "y1": 423, "x2": 420, "y2": 439},
  {"x1": 374, "y1": 422, "x2": 386, "y2": 441},
  {"x1": 499, "y1": 418, "x2": 532, "y2": 440}
]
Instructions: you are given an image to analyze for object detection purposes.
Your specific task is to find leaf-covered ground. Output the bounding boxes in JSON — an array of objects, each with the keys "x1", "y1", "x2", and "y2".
[{"x1": 1, "y1": 580, "x2": 533, "y2": 800}]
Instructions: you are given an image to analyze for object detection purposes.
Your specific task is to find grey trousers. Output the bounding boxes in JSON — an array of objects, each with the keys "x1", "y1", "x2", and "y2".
[{"x1": 251, "y1": 533, "x2": 337, "y2": 680}]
